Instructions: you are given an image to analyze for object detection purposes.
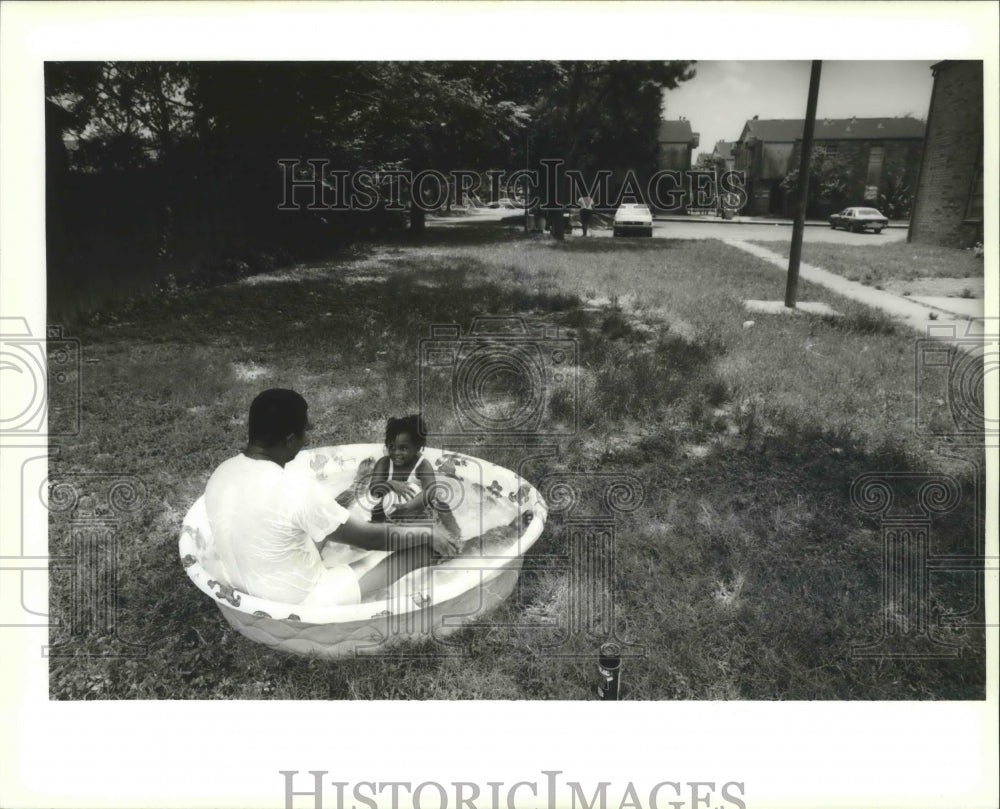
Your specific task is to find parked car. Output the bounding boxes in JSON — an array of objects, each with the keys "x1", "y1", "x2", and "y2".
[
  {"x1": 829, "y1": 206, "x2": 889, "y2": 234},
  {"x1": 488, "y1": 195, "x2": 527, "y2": 209},
  {"x1": 613, "y1": 203, "x2": 654, "y2": 237}
]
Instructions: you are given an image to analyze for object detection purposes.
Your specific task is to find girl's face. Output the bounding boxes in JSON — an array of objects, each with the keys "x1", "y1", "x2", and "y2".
[{"x1": 387, "y1": 432, "x2": 421, "y2": 467}]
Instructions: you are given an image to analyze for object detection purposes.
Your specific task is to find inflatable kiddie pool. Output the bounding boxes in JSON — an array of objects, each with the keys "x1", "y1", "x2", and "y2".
[{"x1": 179, "y1": 444, "x2": 547, "y2": 657}]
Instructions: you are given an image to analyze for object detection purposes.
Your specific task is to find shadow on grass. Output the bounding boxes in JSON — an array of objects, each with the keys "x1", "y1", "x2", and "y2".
[
  {"x1": 392, "y1": 221, "x2": 531, "y2": 247},
  {"x1": 609, "y1": 424, "x2": 985, "y2": 700},
  {"x1": 78, "y1": 259, "x2": 582, "y2": 350}
]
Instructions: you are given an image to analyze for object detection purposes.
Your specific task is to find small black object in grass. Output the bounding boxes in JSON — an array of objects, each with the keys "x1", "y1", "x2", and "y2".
[{"x1": 597, "y1": 642, "x2": 622, "y2": 700}]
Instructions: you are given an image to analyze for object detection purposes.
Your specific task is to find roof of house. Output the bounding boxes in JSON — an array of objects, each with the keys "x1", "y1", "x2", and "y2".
[
  {"x1": 712, "y1": 140, "x2": 736, "y2": 157},
  {"x1": 739, "y1": 116, "x2": 925, "y2": 142},
  {"x1": 658, "y1": 119, "x2": 696, "y2": 143}
]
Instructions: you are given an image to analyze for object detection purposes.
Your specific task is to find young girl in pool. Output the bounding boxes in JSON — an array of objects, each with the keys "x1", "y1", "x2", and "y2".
[{"x1": 369, "y1": 415, "x2": 462, "y2": 539}]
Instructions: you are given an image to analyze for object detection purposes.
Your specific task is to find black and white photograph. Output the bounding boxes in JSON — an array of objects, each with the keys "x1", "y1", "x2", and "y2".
[{"x1": 1, "y1": 3, "x2": 997, "y2": 809}]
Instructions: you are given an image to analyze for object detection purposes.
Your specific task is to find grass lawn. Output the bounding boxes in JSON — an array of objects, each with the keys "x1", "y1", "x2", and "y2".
[
  {"x1": 750, "y1": 238, "x2": 985, "y2": 287},
  {"x1": 49, "y1": 224, "x2": 985, "y2": 699}
]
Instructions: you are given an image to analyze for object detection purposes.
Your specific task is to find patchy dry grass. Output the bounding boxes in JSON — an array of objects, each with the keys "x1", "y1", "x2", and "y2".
[
  {"x1": 48, "y1": 226, "x2": 985, "y2": 700},
  {"x1": 752, "y1": 239, "x2": 985, "y2": 285}
]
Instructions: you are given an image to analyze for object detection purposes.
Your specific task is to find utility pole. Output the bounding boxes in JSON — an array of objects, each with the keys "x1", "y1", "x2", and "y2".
[{"x1": 785, "y1": 60, "x2": 822, "y2": 308}]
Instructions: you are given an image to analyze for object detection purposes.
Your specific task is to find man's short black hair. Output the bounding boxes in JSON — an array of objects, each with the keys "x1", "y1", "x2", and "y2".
[
  {"x1": 248, "y1": 389, "x2": 308, "y2": 446},
  {"x1": 385, "y1": 414, "x2": 427, "y2": 448}
]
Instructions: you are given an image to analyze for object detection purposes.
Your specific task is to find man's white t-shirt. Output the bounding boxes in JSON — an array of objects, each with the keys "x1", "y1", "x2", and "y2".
[{"x1": 204, "y1": 454, "x2": 353, "y2": 604}]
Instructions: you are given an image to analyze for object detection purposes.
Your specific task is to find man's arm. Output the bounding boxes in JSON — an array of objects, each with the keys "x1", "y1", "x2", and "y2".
[{"x1": 325, "y1": 514, "x2": 458, "y2": 556}]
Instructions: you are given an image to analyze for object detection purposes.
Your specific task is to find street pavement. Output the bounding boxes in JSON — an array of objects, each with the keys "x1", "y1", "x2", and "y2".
[
  {"x1": 568, "y1": 213, "x2": 907, "y2": 243},
  {"x1": 439, "y1": 208, "x2": 908, "y2": 244}
]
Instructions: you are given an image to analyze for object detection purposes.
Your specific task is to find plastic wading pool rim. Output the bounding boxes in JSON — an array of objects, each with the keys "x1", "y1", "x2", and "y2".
[{"x1": 179, "y1": 444, "x2": 547, "y2": 657}]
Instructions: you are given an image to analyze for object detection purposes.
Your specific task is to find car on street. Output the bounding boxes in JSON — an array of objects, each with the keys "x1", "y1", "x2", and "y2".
[
  {"x1": 613, "y1": 203, "x2": 654, "y2": 237},
  {"x1": 828, "y1": 206, "x2": 889, "y2": 234}
]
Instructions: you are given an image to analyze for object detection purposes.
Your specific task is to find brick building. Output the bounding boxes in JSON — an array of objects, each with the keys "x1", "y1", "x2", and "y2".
[
  {"x1": 734, "y1": 117, "x2": 925, "y2": 218},
  {"x1": 908, "y1": 61, "x2": 984, "y2": 248}
]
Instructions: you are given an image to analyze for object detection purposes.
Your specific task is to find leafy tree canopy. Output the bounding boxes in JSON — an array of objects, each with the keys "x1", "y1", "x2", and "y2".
[{"x1": 49, "y1": 60, "x2": 694, "y2": 175}]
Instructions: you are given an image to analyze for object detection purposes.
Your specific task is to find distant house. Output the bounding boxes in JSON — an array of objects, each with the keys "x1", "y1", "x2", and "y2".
[
  {"x1": 711, "y1": 140, "x2": 737, "y2": 172},
  {"x1": 657, "y1": 118, "x2": 700, "y2": 172},
  {"x1": 655, "y1": 118, "x2": 700, "y2": 211},
  {"x1": 908, "y1": 60, "x2": 984, "y2": 248},
  {"x1": 693, "y1": 152, "x2": 715, "y2": 170},
  {"x1": 734, "y1": 116, "x2": 925, "y2": 217}
]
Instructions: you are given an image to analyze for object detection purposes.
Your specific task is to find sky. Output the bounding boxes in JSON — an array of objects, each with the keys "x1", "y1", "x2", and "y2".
[{"x1": 665, "y1": 60, "x2": 936, "y2": 158}]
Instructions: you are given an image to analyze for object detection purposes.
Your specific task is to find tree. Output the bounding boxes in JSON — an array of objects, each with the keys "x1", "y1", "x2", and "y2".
[
  {"x1": 46, "y1": 60, "x2": 697, "y2": 252},
  {"x1": 343, "y1": 63, "x2": 534, "y2": 231},
  {"x1": 878, "y1": 169, "x2": 914, "y2": 219},
  {"x1": 46, "y1": 62, "x2": 196, "y2": 171},
  {"x1": 521, "y1": 61, "x2": 696, "y2": 237},
  {"x1": 187, "y1": 62, "x2": 541, "y2": 233},
  {"x1": 780, "y1": 153, "x2": 856, "y2": 217}
]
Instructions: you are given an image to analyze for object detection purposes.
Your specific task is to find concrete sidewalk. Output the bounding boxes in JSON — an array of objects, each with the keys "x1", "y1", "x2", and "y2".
[{"x1": 723, "y1": 238, "x2": 987, "y2": 335}]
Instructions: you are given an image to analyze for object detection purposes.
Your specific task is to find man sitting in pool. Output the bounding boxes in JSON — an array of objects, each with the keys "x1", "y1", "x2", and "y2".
[{"x1": 204, "y1": 389, "x2": 458, "y2": 607}]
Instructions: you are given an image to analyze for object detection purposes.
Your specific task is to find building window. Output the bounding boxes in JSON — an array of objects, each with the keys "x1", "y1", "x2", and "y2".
[
  {"x1": 965, "y1": 154, "x2": 983, "y2": 221},
  {"x1": 866, "y1": 145, "x2": 884, "y2": 188}
]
